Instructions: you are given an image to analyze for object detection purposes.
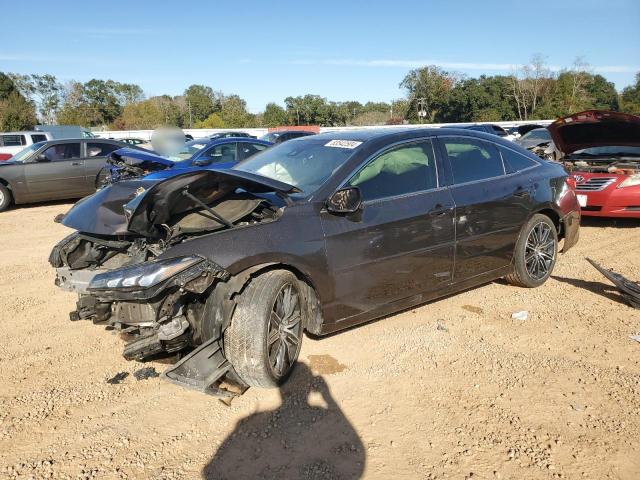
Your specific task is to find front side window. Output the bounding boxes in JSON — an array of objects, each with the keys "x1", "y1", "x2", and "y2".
[
  {"x1": 443, "y1": 138, "x2": 504, "y2": 184},
  {"x1": 86, "y1": 142, "x2": 120, "y2": 157},
  {"x1": 201, "y1": 143, "x2": 237, "y2": 163},
  {"x1": 43, "y1": 143, "x2": 81, "y2": 162},
  {"x1": 348, "y1": 140, "x2": 437, "y2": 201}
]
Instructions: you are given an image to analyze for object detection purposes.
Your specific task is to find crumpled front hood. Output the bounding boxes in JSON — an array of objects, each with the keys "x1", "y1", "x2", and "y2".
[
  {"x1": 548, "y1": 110, "x2": 640, "y2": 155},
  {"x1": 109, "y1": 147, "x2": 175, "y2": 168},
  {"x1": 61, "y1": 169, "x2": 299, "y2": 237},
  {"x1": 61, "y1": 178, "x2": 159, "y2": 235}
]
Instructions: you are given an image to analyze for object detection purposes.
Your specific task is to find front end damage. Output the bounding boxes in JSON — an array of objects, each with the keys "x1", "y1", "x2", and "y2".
[{"x1": 50, "y1": 169, "x2": 298, "y2": 397}]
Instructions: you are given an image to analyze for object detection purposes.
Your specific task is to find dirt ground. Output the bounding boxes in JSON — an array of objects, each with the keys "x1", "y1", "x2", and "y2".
[{"x1": 1, "y1": 202, "x2": 639, "y2": 480}]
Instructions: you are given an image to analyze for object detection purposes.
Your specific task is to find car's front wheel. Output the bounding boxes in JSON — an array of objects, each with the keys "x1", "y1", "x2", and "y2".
[
  {"x1": 224, "y1": 270, "x2": 304, "y2": 388},
  {"x1": 506, "y1": 213, "x2": 558, "y2": 288},
  {"x1": 0, "y1": 183, "x2": 12, "y2": 212}
]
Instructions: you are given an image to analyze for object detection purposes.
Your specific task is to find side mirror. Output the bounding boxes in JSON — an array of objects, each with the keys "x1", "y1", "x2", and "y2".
[
  {"x1": 193, "y1": 158, "x2": 212, "y2": 166},
  {"x1": 327, "y1": 187, "x2": 362, "y2": 214},
  {"x1": 35, "y1": 153, "x2": 49, "y2": 162}
]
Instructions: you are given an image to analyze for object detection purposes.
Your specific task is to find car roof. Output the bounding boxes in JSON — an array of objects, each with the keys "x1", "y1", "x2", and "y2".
[
  {"x1": 309, "y1": 127, "x2": 503, "y2": 142},
  {"x1": 189, "y1": 137, "x2": 270, "y2": 146},
  {"x1": 1, "y1": 131, "x2": 49, "y2": 135}
]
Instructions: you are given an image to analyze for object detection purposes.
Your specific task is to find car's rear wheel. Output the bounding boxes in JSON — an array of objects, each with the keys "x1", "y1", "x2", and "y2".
[
  {"x1": 224, "y1": 270, "x2": 304, "y2": 388},
  {"x1": 506, "y1": 214, "x2": 558, "y2": 288},
  {"x1": 0, "y1": 184, "x2": 12, "y2": 212}
]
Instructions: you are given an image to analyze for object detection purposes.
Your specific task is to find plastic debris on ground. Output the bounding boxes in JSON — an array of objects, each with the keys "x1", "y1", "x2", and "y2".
[
  {"x1": 133, "y1": 366, "x2": 160, "y2": 380},
  {"x1": 106, "y1": 372, "x2": 129, "y2": 384},
  {"x1": 511, "y1": 311, "x2": 528, "y2": 321}
]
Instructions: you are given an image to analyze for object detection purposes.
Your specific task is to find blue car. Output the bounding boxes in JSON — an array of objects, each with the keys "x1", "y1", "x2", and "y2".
[{"x1": 100, "y1": 137, "x2": 272, "y2": 186}]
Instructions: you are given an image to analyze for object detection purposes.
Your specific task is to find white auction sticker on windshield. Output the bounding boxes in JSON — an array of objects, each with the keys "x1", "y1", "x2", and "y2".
[{"x1": 324, "y1": 140, "x2": 362, "y2": 149}]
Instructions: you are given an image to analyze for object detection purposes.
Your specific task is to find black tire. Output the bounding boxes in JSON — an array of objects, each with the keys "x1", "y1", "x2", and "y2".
[
  {"x1": 0, "y1": 183, "x2": 12, "y2": 212},
  {"x1": 506, "y1": 214, "x2": 558, "y2": 288},
  {"x1": 224, "y1": 270, "x2": 304, "y2": 388},
  {"x1": 95, "y1": 167, "x2": 111, "y2": 189}
]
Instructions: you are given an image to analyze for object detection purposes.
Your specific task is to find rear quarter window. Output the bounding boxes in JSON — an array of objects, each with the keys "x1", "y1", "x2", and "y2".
[
  {"x1": 500, "y1": 147, "x2": 538, "y2": 173},
  {"x1": 31, "y1": 134, "x2": 48, "y2": 143}
]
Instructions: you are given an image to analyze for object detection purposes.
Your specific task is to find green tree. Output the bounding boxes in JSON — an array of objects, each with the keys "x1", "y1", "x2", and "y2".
[
  {"x1": 585, "y1": 74, "x2": 619, "y2": 111},
  {"x1": 184, "y1": 85, "x2": 219, "y2": 125},
  {"x1": 31, "y1": 74, "x2": 63, "y2": 124},
  {"x1": 114, "y1": 95, "x2": 184, "y2": 130},
  {"x1": 442, "y1": 75, "x2": 518, "y2": 122},
  {"x1": 0, "y1": 73, "x2": 37, "y2": 130},
  {"x1": 400, "y1": 65, "x2": 459, "y2": 123},
  {"x1": 194, "y1": 113, "x2": 225, "y2": 128},
  {"x1": 262, "y1": 102, "x2": 288, "y2": 127},
  {"x1": 0, "y1": 92, "x2": 37, "y2": 130},
  {"x1": 219, "y1": 94, "x2": 250, "y2": 127},
  {"x1": 620, "y1": 73, "x2": 640, "y2": 114}
]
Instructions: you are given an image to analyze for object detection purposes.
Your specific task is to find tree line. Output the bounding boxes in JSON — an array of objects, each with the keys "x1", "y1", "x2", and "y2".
[{"x1": 1, "y1": 55, "x2": 639, "y2": 132}]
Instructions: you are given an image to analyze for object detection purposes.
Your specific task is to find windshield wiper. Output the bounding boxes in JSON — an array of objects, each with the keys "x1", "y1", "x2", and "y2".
[{"x1": 181, "y1": 187, "x2": 234, "y2": 229}]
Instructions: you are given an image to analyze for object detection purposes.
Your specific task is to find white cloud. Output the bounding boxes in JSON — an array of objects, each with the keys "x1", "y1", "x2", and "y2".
[{"x1": 290, "y1": 58, "x2": 639, "y2": 73}]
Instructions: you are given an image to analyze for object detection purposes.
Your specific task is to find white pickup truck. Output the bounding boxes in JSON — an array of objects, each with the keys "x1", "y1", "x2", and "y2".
[{"x1": 0, "y1": 131, "x2": 53, "y2": 160}]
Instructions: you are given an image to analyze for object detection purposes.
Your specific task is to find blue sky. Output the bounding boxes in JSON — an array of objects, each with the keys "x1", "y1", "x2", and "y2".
[{"x1": 2, "y1": 0, "x2": 639, "y2": 112}]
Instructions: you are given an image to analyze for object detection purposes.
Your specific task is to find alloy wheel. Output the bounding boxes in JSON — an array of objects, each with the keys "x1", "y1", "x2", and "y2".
[
  {"x1": 267, "y1": 283, "x2": 302, "y2": 377},
  {"x1": 525, "y1": 222, "x2": 556, "y2": 280}
]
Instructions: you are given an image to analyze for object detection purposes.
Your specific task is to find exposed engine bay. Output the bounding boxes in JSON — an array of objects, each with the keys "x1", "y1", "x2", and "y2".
[
  {"x1": 50, "y1": 192, "x2": 279, "y2": 361},
  {"x1": 48, "y1": 169, "x2": 296, "y2": 397},
  {"x1": 99, "y1": 148, "x2": 174, "y2": 186},
  {"x1": 562, "y1": 158, "x2": 640, "y2": 175}
]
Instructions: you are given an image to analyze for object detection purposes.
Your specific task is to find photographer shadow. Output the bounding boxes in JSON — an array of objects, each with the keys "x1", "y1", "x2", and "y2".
[{"x1": 202, "y1": 362, "x2": 365, "y2": 479}]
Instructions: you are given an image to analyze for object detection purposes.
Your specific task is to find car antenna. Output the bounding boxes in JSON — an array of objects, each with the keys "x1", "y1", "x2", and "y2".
[{"x1": 181, "y1": 187, "x2": 235, "y2": 229}]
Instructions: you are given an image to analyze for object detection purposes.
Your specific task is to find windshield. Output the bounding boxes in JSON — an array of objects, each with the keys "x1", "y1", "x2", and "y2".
[
  {"x1": 166, "y1": 139, "x2": 209, "y2": 161},
  {"x1": 521, "y1": 129, "x2": 550, "y2": 141},
  {"x1": 10, "y1": 143, "x2": 42, "y2": 162},
  {"x1": 570, "y1": 146, "x2": 640, "y2": 157},
  {"x1": 233, "y1": 138, "x2": 360, "y2": 195}
]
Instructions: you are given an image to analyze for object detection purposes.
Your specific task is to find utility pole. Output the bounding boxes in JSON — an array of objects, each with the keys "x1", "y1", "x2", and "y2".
[
  {"x1": 187, "y1": 100, "x2": 193, "y2": 128},
  {"x1": 416, "y1": 98, "x2": 428, "y2": 124}
]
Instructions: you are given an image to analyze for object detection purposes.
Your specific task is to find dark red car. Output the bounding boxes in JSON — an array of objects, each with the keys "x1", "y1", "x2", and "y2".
[{"x1": 549, "y1": 110, "x2": 640, "y2": 218}]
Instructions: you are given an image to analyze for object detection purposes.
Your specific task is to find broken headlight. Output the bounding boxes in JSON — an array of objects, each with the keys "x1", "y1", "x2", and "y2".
[{"x1": 88, "y1": 256, "x2": 203, "y2": 291}]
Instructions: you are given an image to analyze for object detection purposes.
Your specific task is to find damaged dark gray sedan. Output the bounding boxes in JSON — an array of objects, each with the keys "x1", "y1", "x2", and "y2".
[{"x1": 50, "y1": 128, "x2": 581, "y2": 396}]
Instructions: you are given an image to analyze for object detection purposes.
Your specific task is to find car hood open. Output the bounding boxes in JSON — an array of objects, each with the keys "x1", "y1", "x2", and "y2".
[
  {"x1": 61, "y1": 169, "x2": 299, "y2": 237},
  {"x1": 548, "y1": 110, "x2": 640, "y2": 155}
]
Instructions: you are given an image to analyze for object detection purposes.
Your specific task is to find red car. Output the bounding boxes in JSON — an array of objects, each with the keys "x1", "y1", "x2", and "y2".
[{"x1": 548, "y1": 110, "x2": 640, "y2": 218}]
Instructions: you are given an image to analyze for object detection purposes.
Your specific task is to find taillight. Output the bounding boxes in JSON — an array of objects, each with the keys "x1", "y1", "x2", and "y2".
[{"x1": 0, "y1": 153, "x2": 12, "y2": 161}]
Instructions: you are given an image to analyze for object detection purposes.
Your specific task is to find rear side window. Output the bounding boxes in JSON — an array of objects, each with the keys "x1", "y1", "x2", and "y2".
[
  {"x1": 86, "y1": 142, "x2": 120, "y2": 157},
  {"x1": 239, "y1": 142, "x2": 268, "y2": 159},
  {"x1": 349, "y1": 140, "x2": 437, "y2": 201},
  {"x1": 1, "y1": 135, "x2": 26, "y2": 146},
  {"x1": 442, "y1": 138, "x2": 504, "y2": 184},
  {"x1": 500, "y1": 147, "x2": 538, "y2": 173},
  {"x1": 31, "y1": 134, "x2": 48, "y2": 143}
]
